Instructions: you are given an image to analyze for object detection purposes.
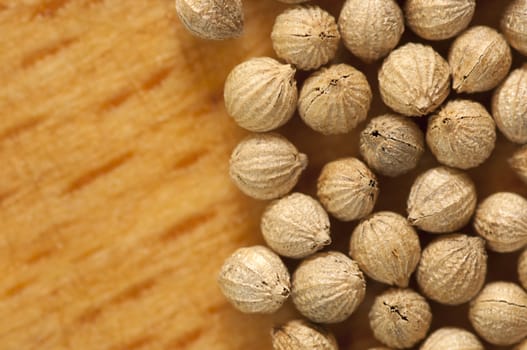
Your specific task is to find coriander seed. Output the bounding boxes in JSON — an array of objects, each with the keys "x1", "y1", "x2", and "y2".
[
  {"x1": 292, "y1": 251, "x2": 366, "y2": 323},
  {"x1": 218, "y1": 245, "x2": 290, "y2": 314},
  {"x1": 229, "y1": 133, "x2": 308, "y2": 200},
  {"x1": 271, "y1": 319, "x2": 338, "y2": 350},
  {"x1": 317, "y1": 157, "x2": 379, "y2": 222},
  {"x1": 261, "y1": 192, "x2": 331, "y2": 259},
  {"x1": 501, "y1": 0, "x2": 527, "y2": 57},
  {"x1": 510, "y1": 145, "x2": 527, "y2": 185},
  {"x1": 360, "y1": 114, "x2": 425, "y2": 177},
  {"x1": 368, "y1": 348, "x2": 392, "y2": 350},
  {"x1": 298, "y1": 64, "x2": 372, "y2": 135},
  {"x1": 518, "y1": 248, "x2": 527, "y2": 290},
  {"x1": 224, "y1": 57, "x2": 297, "y2": 132},
  {"x1": 379, "y1": 43, "x2": 451, "y2": 116},
  {"x1": 407, "y1": 166, "x2": 477, "y2": 233},
  {"x1": 420, "y1": 327, "x2": 484, "y2": 350}
]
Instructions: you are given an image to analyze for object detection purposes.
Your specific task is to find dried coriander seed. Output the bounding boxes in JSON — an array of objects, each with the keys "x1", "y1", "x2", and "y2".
[
  {"x1": 360, "y1": 114, "x2": 425, "y2": 177},
  {"x1": 298, "y1": 64, "x2": 372, "y2": 135},
  {"x1": 407, "y1": 166, "x2": 477, "y2": 233},
  {"x1": 369, "y1": 288, "x2": 432, "y2": 349},
  {"x1": 229, "y1": 133, "x2": 308, "y2": 200},
  {"x1": 218, "y1": 245, "x2": 290, "y2": 314},
  {"x1": 426, "y1": 99, "x2": 496, "y2": 169},
  {"x1": 271, "y1": 319, "x2": 338, "y2": 350},
  {"x1": 175, "y1": 0, "x2": 243, "y2": 40},
  {"x1": 492, "y1": 65, "x2": 527, "y2": 144},
  {"x1": 405, "y1": 0, "x2": 476, "y2": 41},
  {"x1": 271, "y1": 6, "x2": 340, "y2": 71},
  {"x1": 502, "y1": 0, "x2": 527, "y2": 57},
  {"x1": 368, "y1": 348, "x2": 393, "y2": 350},
  {"x1": 379, "y1": 43, "x2": 451, "y2": 117},
  {"x1": 518, "y1": 248, "x2": 527, "y2": 290},
  {"x1": 349, "y1": 211, "x2": 421, "y2": 287},
  {"x1": 420, "y1": 327, "x2": 484, "y2": 350},
  {"x1": 509, "y1": 145, "x2": 527, "y2": 184},
  {"x1": 469, "y1": 281, "x2": 527, "y2": 346},
  {"x1": 473, "y1": 192, "x2": 527, "y2": 252},
  {"x1": 292, "y1": 251, "x2": 366, "y2": 323},
  {"x1": 338, "y1": 0, "x2": 404, "y2": 63},
  {"x1": 449, "y1": 26, "x2": 512, "y2": 93},
  {"x1": 317, "y1": 157, "x2": 379, "y2": 222},
  {"x1": 261, "y1": 192, "x2": 331, "y2": 259},
  {"x1": 224, "y1": 57, "x2": 297, "y2": 132},
  {"x1": 277, "y1": 0, "x2": 309, "y2": 3},
  {"x1": 416, "y1": 234, "x2": 487, "y2": 305}
]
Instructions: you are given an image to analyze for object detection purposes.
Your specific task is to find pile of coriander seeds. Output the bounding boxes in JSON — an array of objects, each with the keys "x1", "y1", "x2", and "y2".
[{"x1": 176, "y1": 0, "x2": 527, "y2": 349}]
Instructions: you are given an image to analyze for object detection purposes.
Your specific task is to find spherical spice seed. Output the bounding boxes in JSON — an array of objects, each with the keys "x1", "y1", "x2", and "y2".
[
  {"x1": 449, "y1": 26, "x2": 512, "y2": 93},
  {"x1": 261, "y1": 192, "x2": 331, "y2": 259},
  {"x1": 509, "y1": 145, "x2": 527, "y2": 184},
  {"x1": 276, "y1": 0, "x2": 309, "y2": 3},
  {"x1": 502, "y1": 0, "x2": 527, "y2": 57},
  {"x1": 349, "y1": 211, "x2": 421, "y2": 288},
  {"x1": 492, "y1": 64, "x2": 527, "y2": 144},
  {"x1": 218, "y1": 245, "x2": 290, "y2": 314},
  {"x1": 379, "y1": 43, "x2": 451, "y2": 117},
  {"x1": 405, "y1": 0, "x2": 476, "y2": 41},
  {"x1": 271, "y1": 319, "x2": 338, "y2": 350},
  {"x1": 518, "y1": 248, "x2": 527, "y2": 290},
  {"x1": 271, "y1": 6, "x2": 340, "y2": 71},
  {"x1": 473, "y1": 192, "x2": 527, "y2": 252},
  {"x1": 317, "y1": 157, "x2": 379, "y2": 222},
  {"x1": 360, "y1": 114, "x2": 425, "y2": 177},
  {"x1": 175, "y1": 0, "x2": 243, "y2": 40},
  {"x1": 420, "y1": 327, "x2": 484, "y2": 350},
  {"x1": 407, "y1": 166, "x2": 477, "y2": 233},
  {"x1": 298, "y1": 64, "x2": 372, "y2": 135},
  {"x1": 229, "y1": 133, "x2": 308, "y2": 200},
  {"x1": 292, "y1": 251, "x2": 366, "y2": 323},
  {"x1": 469, "y1": 281, "x2": 527, "y2": 346},
  {"x1": 224, "y1": 57, "x2": 297, "y2": 132},
  {"x1": 416, "y1": 234, "x2": 487, "y2": 305},
  {"x1": 368, "y1": 348, "x2": 393, "y2": 350},
  {"x1": 369, "y1": 288, "x2": 432, "y2": 349},
  {"x1": 426, "y1": 99, "x2": 496, "y2": 170},
  {"x1": 338, "y1": 0, "x2": 404, "y2": 63}
]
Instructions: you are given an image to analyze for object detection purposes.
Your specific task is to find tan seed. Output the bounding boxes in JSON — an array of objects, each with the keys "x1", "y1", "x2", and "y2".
[
  {"x1": 420, "y1": 327, "x2": 484, "y2": 350},
  {"x1": 368, "y1": 348, "x2": 393, "y2": 350},
  {"x1": 509, "y1": 145, "x2": 527, "y2": 185},
  {"x1": 515, "y1": 339, "x2": 527, "y2": 350},
  {"x1": 502, "y1": 0, "x2": 527, "y2": 57},
  {"x1": 276, "y1": 0, "x2": 309, "y2": 3},
  {"x1": 271, "y1": 319, "x2": 338, "y2": 350},
  {"x1": 518, "y1": 248, "x2": 527, "y2": 291}
]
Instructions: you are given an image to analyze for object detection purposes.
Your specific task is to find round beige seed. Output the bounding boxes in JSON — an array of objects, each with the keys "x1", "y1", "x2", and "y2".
[
  {"x1": 276, "y1": 0, "x2": 308, "y2": 3},
  {"x1": 426, "y1": 99, "x2": 496, "y2": 169},
  {"x1": 261, "y1": 192, "x2": 331, "y2": 259},
  {"x1": 492, "y1": 65, "x2": 527, "y2": 144},
  {"x1": 218, "y1": 245, "x2": 290, "y2": 314},
  {"x1": 509, "y1": 145, "x2": 527, "y2": 184},
  {"x1": 368, "y1": 348, "x2": 393, "y2": 350},
  {"x1": 449, "y1": 26, "x2": 512, "y2": 93},
  {"x1": 298, "y1": 64, "x2": 372, "y2": 135},
  {"x1": 407, "y1": 166, "x2": 477, "y2": 233},
  {"x1": 271, "y1": 319, "x2": 338, "y2": 350},
  {"x1": 502, "y1": 0, "x2": 527, "y2": 57},
  {"x1": 473, "y1": 192, "x2": 527, "y2": 252},
  {"x1": 229, "y1": 133, "x2": 308, "y2": 200},
  {"x1": 360, "y1": 114, "x2": 425, "y2": 177},
  {"x1": 317, "y1": 157, "x2": 379, "y2": 222},
  {"x1": 338, "y1": 0, "x2": 404, "y2": 63},
  {"x1": 271, "y1": 6, "x2": 340, "y2": 71},
  {"x1": 379, "y1": 43, "x2": 451, "y2": 117},
  {"x1": 518, "y1": 248, "x2": 527, "y2": 290},
  {"x1": 469, "y1": 281, "x2": 527, "y2": 346},
  {"x1": 369, "y1": 288, "x2": 432, "y2": 349},
  {"x1": 417, "y1": 234, "x2": 487, "y2": 305},
  {"x1": 224, "y1": 57, "x2": 297, "y2": 132},
  {"x1": 350, "y1": 211, "x2": 421, "y2": 287},
  {"x1": 405, "y1": 0, "x2": 476, "y2": 41},
  {"x1": 420, "y1": 327, "x2": 484, "y2": 350},
  {"x1": 292, "y1": 251, "x2": 366, "y2": 323}
]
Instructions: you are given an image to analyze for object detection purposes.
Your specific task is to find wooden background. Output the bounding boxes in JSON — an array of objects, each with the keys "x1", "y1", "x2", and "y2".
[{"x1": 0, "y1": 0, "x2": 526, "y2": 349}]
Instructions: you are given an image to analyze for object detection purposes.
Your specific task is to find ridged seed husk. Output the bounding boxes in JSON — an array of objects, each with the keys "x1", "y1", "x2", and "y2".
[
  {"x1": 379, "y1": 43, "x2": 451, "y2": 116},
  {"x1": 407, "y1": 166, "x2": 477, "y2": 233},
  {"x1": 449, "y1": 26, "x2": 512, "y2": 93},
  {"x1": 350, "y1": 211, "x2": 421, "y2": 287},
  {"x1": 518, "y1": 248, "x2": 527, "y2": 290},
  {"x1": 338, "y1": 0, "x2": 404, "y2": 63},
  {"x1": 218, "y1": 246, "x2": 290, "y2": 314},
  {"x1": 369, "y1": 288, "x2": 432, "y2": 349},
  {"x1": 469, "y1": 281, "x2": 527, "y2": 346},
  {"x1": 298, "y1": 64, "x2": 372, "y2": 135},
  {"x1": 271, "y1": 319, "x2": 338, "y2": 350},
  {"x1": 420, "y1": 327, "x2": 484, "y2": 350},
  {"x1": 501, "y1": 0, "x2": 527, "y2": 57},
  {"x1": 229, "y1": 133, "x2": 308, "y2": 200},
  {"x1": 417, "y1": 234, "x2": 487, "y2": 305},
  {"x1": 224, "y1": 57, "x2": 297, "y2": 132},
  {"x1": 473, "y1": 192, "x2": 527, "y2": 252},
  {"x1": 261, "y1": 192, "x2": 331, "y2": 259},
  {"x1": 317, "y1": 157, "x2": 379, "y2": 222},
  {"x1": 510, "y1": 145, "x2": 527, "y2": 184},
  {"x1": 292, "y1": 251, "x2": 366, "y2": 323},
  {"x1": 426, "y1": 99, "x2": 496, "y2": 169}
]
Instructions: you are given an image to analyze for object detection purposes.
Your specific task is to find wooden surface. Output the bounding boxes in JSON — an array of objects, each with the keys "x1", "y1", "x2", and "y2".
[{"x1": 0, "y1": 0, "x2": 526, "y2": 349}]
